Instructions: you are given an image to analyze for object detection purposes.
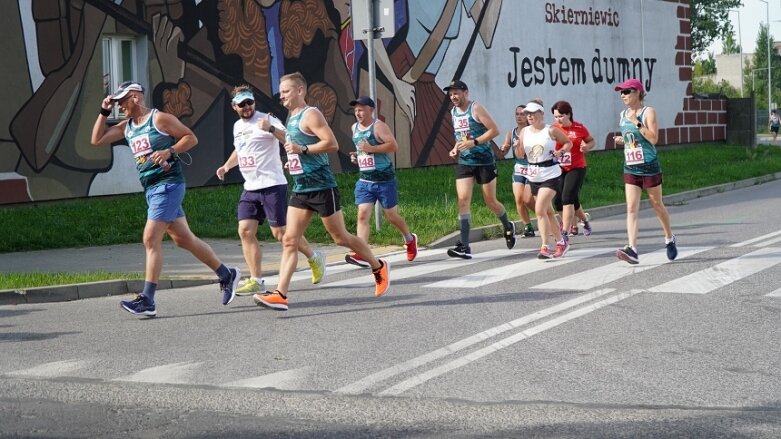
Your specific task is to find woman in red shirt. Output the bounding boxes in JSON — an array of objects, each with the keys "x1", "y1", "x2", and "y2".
[{"x1": 551, "y1": 101, "x2": 595, "y2": 236}]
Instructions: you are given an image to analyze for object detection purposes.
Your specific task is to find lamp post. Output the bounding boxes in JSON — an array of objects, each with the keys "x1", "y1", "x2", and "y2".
[
  {"x1": 729, "y1": 9, "x2": 744, "y2": 97},
  {"x1": 759, "y1": 0, "x2": 772, "y2": 112}
]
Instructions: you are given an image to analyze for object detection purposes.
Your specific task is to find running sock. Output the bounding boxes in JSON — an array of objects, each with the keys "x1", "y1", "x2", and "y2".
[
  {"x1": 665, "y1": 235, "x2": 675, "y2": 245},
  {"x1": 497, "y1": 210, "x2": 512, "y2": 229},
  {"x1": 403, "y1": 233, "x2": 414, "y2": 242},
  {"x1": 215, "y1": 264, "x2": 231, "y2": 282},
  {"x1": 459, "y1": 214, "x2": 471, "y2": 247},
  {"x1": 141, "y1": 281, "x2": 157, "y2": 303}
]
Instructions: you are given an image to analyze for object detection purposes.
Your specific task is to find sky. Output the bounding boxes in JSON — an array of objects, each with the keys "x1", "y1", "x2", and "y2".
[{"x1": 708, "y1": 0, "x2": 781, "y2": 55}]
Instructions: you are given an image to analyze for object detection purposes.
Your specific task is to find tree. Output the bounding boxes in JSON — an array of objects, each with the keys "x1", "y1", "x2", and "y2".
[
  {"x1": 722, "y1": 29, "x2": 741, "y2": 55},
  {"x1": 690, "y1": 0, "x2": 742, "y2": 56},
  {"x1": 693, "y1": 52, "x2": 717, "y2": 75},
  {"x1": 749, "y1": 23, "x2": 781, "y2": 110}
]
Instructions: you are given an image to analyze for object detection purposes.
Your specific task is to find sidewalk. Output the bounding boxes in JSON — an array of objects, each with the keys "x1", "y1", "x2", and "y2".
[{"x1": 2, "y1": 170, "x2": 781, "y2": 305}]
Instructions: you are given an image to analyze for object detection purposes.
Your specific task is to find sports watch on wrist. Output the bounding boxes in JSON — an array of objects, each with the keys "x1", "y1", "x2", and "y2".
[
  {"x1": 269, "y1": 126, "x2": 276, "y2": 133},
  {"x1": 636, "y1": 121, "x2": 643, "y2": 128},
  {"x1": 301, "y1": 145, "x2": 308, "y2": 155}
]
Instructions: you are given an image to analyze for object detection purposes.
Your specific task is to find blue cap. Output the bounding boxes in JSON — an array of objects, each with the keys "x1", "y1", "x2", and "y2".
[
  {"x1": 232, "y1": 91, "x2": 255, "y2": 105},
  {"x1": 349, "y1": 96, "x2": 375, "y2": 108}
]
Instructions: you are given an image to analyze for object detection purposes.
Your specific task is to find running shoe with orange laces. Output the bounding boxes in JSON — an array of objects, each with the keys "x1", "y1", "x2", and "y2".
[
  {"x1": 405, "y1": 233, "x2": 418, "y2": 261},
  {"x1": 253, "y1": 290, "x2": 288, "y2": 311},
  {"x1": 373, "y1": 259, "x2": 390, "y2": 297}
]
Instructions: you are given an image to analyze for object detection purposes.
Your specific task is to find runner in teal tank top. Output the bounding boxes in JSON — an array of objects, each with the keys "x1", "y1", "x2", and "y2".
[
  {"x1": 91, "y1": 81, "x2": 238, "y2": 318},
  {"x1": 255, "y1": 73, "x2": 390, "y2": 312},
  {"x1": 442, "y1": 80, "x2": 516, "y2": 259},
  {"x1": 500, "y1": 104, "x2": 535, "y2": 238},
  {"x1": 285, "y1": 107, "x2": 337, "y2": 193},
  {"x1": 613, "y1": 78, "x2": 677, "y2": 266},
  {"x1": 124, "y1": 109, "x2": 184, "y2": 189},
  {"x1": 344, "y1": 96, "x2": 418, "y2": 268}
]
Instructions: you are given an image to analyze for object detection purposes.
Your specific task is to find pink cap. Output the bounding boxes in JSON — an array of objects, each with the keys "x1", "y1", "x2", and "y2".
[{"x1": 614, "y1": 78, "x2": 644, "y2": 93}]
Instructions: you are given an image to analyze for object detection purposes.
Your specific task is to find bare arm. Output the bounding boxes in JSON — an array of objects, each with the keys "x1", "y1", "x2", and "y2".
[
  {"x1": 513, "y1": 127, "x2": 526, "y2": 159},
  {"x1": 154, "y1": 111, "x2": 198, "y2": 154},
  {"x1": 292, "y1": 109, "x2": 338, "y2": 154},
  {"x1": 91, "y1": 96, "x2": 127, "y2": 145},
  {"x1": 638, "y1": 107, "x2": 659, "y2": 145},
  {"x1": 216, "y1": 150, "x2": 239, "y2": 181},
  {"x1": 367, "y1": 121, "x2": 399, "y2": 154},
  {"x1": 550, "y1": 126, "x2": 573, "y2": 158}
]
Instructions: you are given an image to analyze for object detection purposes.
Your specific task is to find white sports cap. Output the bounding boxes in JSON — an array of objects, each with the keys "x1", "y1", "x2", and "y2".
[
  {"x1": 524, "y1": 102, "x2": 544, "y2": 113},
  {"x1": 111, "y1": 81, "x2": 144, "y2": 101}
]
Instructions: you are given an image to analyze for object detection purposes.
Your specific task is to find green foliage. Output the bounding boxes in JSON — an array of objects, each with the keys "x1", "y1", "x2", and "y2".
[
  {"x1": 693, "y1": 52, "x2": 717, "y2": 76},
  {"x1": 692, "y1": 76, "x2": 741, "y2": 98},
  {"x1": 690, "y1": 0, "x2": 742, "y2": 55},
  {"x1": 749, "y1": 23, "x2": 781, "y2": 110},
  {"x1": 722, "y1": 29, "x2": 741, "y2": 55}
]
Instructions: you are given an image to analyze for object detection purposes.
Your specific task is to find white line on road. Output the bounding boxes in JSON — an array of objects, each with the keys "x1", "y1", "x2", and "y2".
[
  {"x1": 766, "y1": 288, "x2": 781, "y2": 297},
  {"x1": 377, "y1": 289, "x2": 643, "y2": 396},
  {"x1": 424, "y1": 248, "x2": 612, "y2": 289},
  {"x1": 730, "y1": 230, "x2": 781, "y2": 247},
  {"x1": 754, "y1": 235, "x2": 781, "y2": 247},
  {"x1": 649, "y1": 247, "x2": 781, "y2": 294},
  {"x1": 112, "y1": 362, "x2": 203, "y2": 384},
  {"x1": 5, "y1": 359, "x2": 87, "y2": 377},
  {"x1": 335, "y1": 288, "x2": 616, "y2": 395},
  {"x1": 325, "y1": 249, "x2": 521, "y2": 288},
  {"x1": 222, "y1": 367, "x2": 310, "y2": 390},
  {"x1": 533, "y1": 247, "x2": 712, "y2": 291}
]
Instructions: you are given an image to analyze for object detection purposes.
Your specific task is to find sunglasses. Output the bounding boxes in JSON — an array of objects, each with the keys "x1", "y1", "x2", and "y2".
[
  {"x1": 237, "y1": 100, "x2": 255, "y2": 108},
  {"x1": 620, "y1": 89, "x2": 636, "y2": 95}
]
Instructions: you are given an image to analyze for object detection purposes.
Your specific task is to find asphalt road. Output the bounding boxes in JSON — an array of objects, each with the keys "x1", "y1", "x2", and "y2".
[{"x1": 2, "y1": 179, "x2": 781, "y2": 438}]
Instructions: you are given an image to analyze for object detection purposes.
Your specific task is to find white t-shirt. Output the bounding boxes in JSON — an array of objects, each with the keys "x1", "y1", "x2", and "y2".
[
  {"x1": 522, "y1": 124, "x2": 562, "y2": 183},
  {"x1": 232, "y1": 111, "x2": 288, "y2": 190}
]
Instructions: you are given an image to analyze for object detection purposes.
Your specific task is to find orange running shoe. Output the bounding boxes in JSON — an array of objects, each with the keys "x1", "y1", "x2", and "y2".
[
  {"x1": 405, "y1": 233, "x2": 418, "y2": 262},
  {"x1": 253, "y1": 290, "x2": 288, "y2": 311},
  {"x1": 373, "y1": 259, "x2": 390, "y2": 297}
]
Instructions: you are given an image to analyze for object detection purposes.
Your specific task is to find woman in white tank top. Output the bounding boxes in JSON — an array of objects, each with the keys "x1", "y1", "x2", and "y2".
[{"x1": 514, "y1": 101, "x2": 573, "y2": 259}]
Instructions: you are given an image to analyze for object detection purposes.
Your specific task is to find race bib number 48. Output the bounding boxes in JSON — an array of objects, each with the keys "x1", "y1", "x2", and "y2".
[{"x1": 357, "y1": 152, "x2": 375, "y2": 171}]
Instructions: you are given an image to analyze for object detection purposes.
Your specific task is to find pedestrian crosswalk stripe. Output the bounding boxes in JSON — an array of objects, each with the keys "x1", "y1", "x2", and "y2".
[
  {"x1": 112, "y1": 362, "x2": 202, "y2": 384},
  {"x1": 424, "y1": 247, "x2": 612, "y2": 289},
  {"x1": 755, "y1": 235, "x2": 781, "y2": 247},
  {"x1": 222, "y1": 367, "x2": 310, "y2": 390},
  {"x1": 324, "y1": 248, "x2": 517, "y2": 288},
  {"x1": 730, "y1": 230, "x2": 781, "y2": 247},
  {"x1": 533, "y1": 247, "x2": 712, "y2": 291},
  {"x1": 766, "y1": 288, "x2": 781, "y2": 297},
  {"x1": 650, "y1": 247, "x2": 781, "y2": 294},
  {"x1": 5, "y1": 359, "x2": 86, "y2": 377}
]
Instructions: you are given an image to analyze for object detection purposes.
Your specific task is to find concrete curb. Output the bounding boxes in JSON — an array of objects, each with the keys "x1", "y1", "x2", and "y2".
[
  {"x1": 2, "y1": 172, "x2": 779, "y2": 305},
  {"x1": 429, "y1": 172, "x2": 781, "y2": 249},
  {"x1": 0, "y1": 278, "x2": 215, "y2": 306}
]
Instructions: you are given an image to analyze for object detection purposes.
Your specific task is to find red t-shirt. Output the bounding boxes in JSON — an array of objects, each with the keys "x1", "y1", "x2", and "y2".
[{"x1": 554, "y1": 121, "x2": 590, "y2": 171}]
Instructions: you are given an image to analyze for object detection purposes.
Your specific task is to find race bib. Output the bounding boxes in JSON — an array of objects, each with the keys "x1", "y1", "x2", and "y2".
[
  {"x1": 526, "y1": 165, "x2": 539, "y2": 178},
  {"x1": 513, "y1": 163, "x2": 528, "y2": 177},
  {"x1": 558, "y1": 152, "x2": 572, "y2": 166},
  {"x1": 287, "y1": 153, "x2": 303, "y2": 175},
  {"x1": 238, "y1": 153, "x2": 257, "y2": 169},
  {"x1": 130, "y1": 134, "x2": 153, "y2": 158},
  {"x1": 624, "y1": 147, "x2": 645, "y2": 166},
  {"x1": 454, "y1": 115, "x2": 471, "y2": 142},
  {"x1": 357, "y1": 152, "x2": 375, "y2": 171}
]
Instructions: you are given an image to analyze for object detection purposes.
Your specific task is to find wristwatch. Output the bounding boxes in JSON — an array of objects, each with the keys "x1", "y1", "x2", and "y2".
[
  {"x1": 636, "y1": 121, "x2": 643, "y2": 128},
  {"x1": 168, "y1": 147, "x2": 177, "y2": 157},
  {"x1": 301, "y1": 145, "x2": 308, "y2": 155},
  {"x1": 269, "y1": 126, "x2": 276, "y2": 133}
]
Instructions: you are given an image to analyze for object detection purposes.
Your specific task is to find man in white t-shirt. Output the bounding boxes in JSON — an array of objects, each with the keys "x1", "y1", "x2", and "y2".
[{"x1": 216, "y1": 85, "x2": 325, "y2": 295}]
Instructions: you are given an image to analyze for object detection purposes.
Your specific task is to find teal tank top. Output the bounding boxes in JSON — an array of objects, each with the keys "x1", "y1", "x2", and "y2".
[
  {"x1": 511, "y1": 127, "x2": 529, "y2": 166},
  {"x1": 286, "y1": 107, "x2": 337, "y2": 193},
  {"x1": 620, "y1": 107, "x2": 661, "y2": 176},
  {"x1": 352, "y1": 121, "x2": 395, "y2": 182},
  {"x1": 451, "y1": 102, "x2": 493, "y2": 166},
  {"x1": 124, "y1": 109, "x2": 184, "y2": 190}
]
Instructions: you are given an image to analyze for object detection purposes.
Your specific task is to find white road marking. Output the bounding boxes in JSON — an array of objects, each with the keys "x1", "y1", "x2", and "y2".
[
  {"x1": 377, "y1": 289, "x2": 643, "y2": 396},
  {"x1": 325, "y1": 249, "x2": 518, "y2": 288},
  {"x1": 5, "y1": 359, "x2": 87, "y2": 377},
  {"x1": 730, "y1": 230, "x2": 781, "y2": 247},
  {"x1": 425, "y1": 248, "x2": 612, "y2": 289},
  {"x1": 335, "y1": 288, "x2": 616, "y2": 394},
  {"x1": 755, "y1": 235, "x2": 781, "y2": 247},
  {"x1": 766, "y1": 288, "x2": 781, "y2": 297},
  {"x1": 649, "y1": 247, "x2": 781, "y2": 294},
  {"x1": 112, "y1": 362, "x2": 202, "y2": 384},
  {"x1": 222, "y1": 367, "x2": 310, "y2": 390},
  {"x1": 533, "y1": 247, "x2": 712, "y2": 291}
]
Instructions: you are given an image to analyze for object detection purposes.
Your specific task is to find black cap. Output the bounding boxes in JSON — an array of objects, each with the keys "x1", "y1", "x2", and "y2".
[
  {"x1": 349, "y1": 96, "x2": 376, "y2": 108},
  {"x1": 443, "y1": 80, "x2": 468, "y2": 91}
]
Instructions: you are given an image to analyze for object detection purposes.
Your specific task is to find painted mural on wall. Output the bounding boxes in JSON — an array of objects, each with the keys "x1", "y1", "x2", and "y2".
[{"x1": 1, "y1": 0, "x2": 702, "y2": 205}]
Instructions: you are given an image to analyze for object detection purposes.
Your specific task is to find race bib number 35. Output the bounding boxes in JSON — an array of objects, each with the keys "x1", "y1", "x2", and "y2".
[{"x1": 454, "y1": 115, "x2": 471, "y2": 142}]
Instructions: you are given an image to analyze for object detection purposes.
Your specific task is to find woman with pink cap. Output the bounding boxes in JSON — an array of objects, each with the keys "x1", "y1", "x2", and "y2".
[{"x1": 612, "y1": 78, "x2": 677, "y2": 265}]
